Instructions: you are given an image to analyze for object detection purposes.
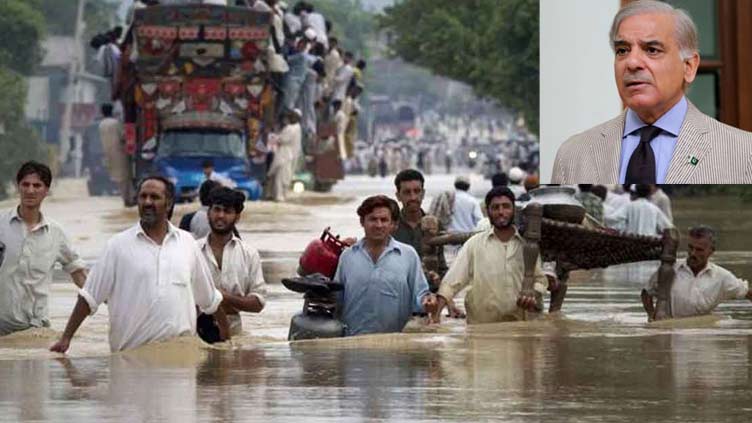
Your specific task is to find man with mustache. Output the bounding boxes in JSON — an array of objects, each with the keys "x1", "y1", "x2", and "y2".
[
  {"x1": 392, "y1": 170, "x2": 447, "y2": 290},
  {"x1": 334, "y1": 195, "x2": 438, "y2": 336},
  {"x1": 196, "y1": 187, "x2": 266, "y2": 342},
  {"x1": 552, "y1": 0, "x2": 752, "y2": 183},
  {"x1": 0, "y1": 161, "x2": 88, "y2": 336},
  {"x1": 433, "y1": 186, "x2": 548, "y2": 323},
  {"x1": 392, "y1": 169, "x2": 463, "y2": 318},
  {"x1": 50, "y1": 176, "x2": 229, "y2": 353},
  {"x1": 642, "y1": 226, "x2": 752, "y2": 321}
]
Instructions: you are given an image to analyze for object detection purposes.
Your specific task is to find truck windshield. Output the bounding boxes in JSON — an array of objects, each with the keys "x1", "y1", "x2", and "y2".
[{"x1": 158, "y1": 130, "x2": 246, "y2": 158}]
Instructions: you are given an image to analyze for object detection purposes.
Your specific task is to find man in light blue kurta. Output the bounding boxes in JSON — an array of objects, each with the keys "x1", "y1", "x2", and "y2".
[{"x1": 333, "y1": 195, "x2": 435, "y2": 336}]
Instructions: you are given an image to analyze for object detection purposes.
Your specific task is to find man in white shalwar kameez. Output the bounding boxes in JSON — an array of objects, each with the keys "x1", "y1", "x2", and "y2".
[
  {"x1": 333, "y1": 100, "x2": 349, "y2": 161},
  {"x1": 642, "y1": 225, "x2": 752, "y2": 321},
  {"x1": 267, "y1": 110, "x2": 302, "y2": 201},
  {"x1": 612, "y1": 184, "x2": 673, "y2": 236},
  {"x1": 98, "y1": 104, "x2": 129, "y2": 198}
]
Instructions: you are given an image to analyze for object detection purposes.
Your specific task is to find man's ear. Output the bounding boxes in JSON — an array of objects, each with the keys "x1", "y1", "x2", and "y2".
[{"x1": 683, "y1": 52, "x2": 700, "y2": 86}]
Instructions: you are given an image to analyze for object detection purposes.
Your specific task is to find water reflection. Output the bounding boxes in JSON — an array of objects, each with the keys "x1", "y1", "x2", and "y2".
[
  {"x1": 2, "y1": 245, "x2": 752, "y2": 420},
  {"x1": 4, "y1": 328, "x2": 752, "y2": 422}
]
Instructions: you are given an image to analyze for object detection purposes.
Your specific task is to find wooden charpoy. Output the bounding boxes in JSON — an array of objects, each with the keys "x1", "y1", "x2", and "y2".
[{"x1": 425, "y1": 201, "x2": 679, "y2": 320}]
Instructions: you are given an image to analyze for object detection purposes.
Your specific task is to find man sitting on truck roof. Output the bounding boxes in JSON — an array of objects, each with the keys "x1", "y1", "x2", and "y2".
[{"x1": 202, "y1": 159, "x2": 237, "y2": 189}]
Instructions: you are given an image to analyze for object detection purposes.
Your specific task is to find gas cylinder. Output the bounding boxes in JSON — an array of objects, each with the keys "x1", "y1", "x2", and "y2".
[
  {"x1": 288, "y1": 313, "x2": 345, "y2": 340},
  {"x1": 298, "y1": 227, "x2": 347, "y2": 279}
]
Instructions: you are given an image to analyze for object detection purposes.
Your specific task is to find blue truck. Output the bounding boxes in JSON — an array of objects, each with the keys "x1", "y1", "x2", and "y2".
[{"x1": 116, "y1": 4, "x2": 270, "y2": 204}]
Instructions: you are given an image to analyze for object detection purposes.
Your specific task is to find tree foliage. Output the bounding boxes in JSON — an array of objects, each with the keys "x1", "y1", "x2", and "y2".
[
  {"x1": 379, "y1": 0, "x2": 539, "y2": 134},
  {"x1": 0, "y1": 1, "x2": 47, "y2": 199},
  {"x1": 30, "y1": 0, "x2": 116, "y2": 39},
  {"x1": 0, "y1": 0, "x2": 46, "y2": 75}
]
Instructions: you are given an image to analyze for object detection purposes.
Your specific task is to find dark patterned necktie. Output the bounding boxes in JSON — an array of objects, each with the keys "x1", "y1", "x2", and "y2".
[{"x1": 625, "y1": 125, "x2": 662, "y2": 184}]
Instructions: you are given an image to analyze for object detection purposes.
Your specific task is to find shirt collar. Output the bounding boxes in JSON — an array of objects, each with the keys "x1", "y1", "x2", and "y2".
[
  {"x1": 352, "y1": 236, "x2": 402, "y2": 254},
  {"x1": 678, "y1": 259, "x2": 713, "y2": 277},
  {"x1": 624, "y1": 96, "x2": 688, "y2": 138},
  {"x1": 399, "y1": 208, "x2": 425, "y2": 225},
  {"x1": 483, "y1": 225, "x2": 524, "y2": 242},
  {"x1": 10, "y1": 206, "x2": 49, "y2": 230},
  {"x1": 135, "y1": 220, "x2": 179, "y2": 242},
  {"x1": 197, "y1": 233, "x2": 241, "y2": 250}
]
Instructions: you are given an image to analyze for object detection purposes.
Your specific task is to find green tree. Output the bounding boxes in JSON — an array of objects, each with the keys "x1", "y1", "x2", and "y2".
[
  {"x1": 0, "y1": 0, "x2": 46, "y2": 74},
  {"x1": 0, "y1": 0, "x2": 47, "y2": 199},
  {"x1": 380, "y1": 0, "x2": 539, "y2": 135},
  {"x1": 31, "y1": 0, "x2": 117, "y2": 38}
]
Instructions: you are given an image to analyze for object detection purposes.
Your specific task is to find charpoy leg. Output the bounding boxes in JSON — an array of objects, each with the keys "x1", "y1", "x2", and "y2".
[
  {"x1": 654, "y1": 228, "x2": 679, "y2": 320},
  {"x1": 522, "y1": 203, "x2": 543, "y2": 320},
  {"x1": 548, "y1": 265, "x2": 569, "y2": 313}
]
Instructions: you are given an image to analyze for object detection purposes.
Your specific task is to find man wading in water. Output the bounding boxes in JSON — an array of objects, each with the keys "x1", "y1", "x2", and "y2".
[{"x1": 51, "y1": 176, "x2": 229, "y2": 352}]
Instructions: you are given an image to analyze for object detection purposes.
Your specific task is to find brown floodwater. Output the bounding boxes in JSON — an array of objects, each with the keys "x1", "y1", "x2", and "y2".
[{"x1": 2, "y1": 178, "x2": 752, "y2": 422}]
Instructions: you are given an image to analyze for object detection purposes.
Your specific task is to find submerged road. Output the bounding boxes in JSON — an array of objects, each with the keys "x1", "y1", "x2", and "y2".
[{"x1": 2, "y1": 175, "x2": 752, "y2": 422}]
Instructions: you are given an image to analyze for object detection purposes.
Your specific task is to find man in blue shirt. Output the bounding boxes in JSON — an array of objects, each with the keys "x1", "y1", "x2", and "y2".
[{"x1": 334, "y1": 195, "x2": 437, "y2": 336}]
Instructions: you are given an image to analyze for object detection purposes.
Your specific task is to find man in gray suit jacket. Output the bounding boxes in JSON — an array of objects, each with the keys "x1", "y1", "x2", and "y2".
[{"x1": 552, "y1": 0, "x2": 752, "y2": 184}]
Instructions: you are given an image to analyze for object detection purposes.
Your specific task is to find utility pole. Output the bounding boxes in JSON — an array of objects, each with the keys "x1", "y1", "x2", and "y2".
[{"x1": 59, "y1": 0, "x2": 87, "y2": 169}]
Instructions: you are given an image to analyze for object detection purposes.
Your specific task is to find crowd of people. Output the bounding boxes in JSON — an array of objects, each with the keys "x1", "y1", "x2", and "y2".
[
  {"x1": 92, "y1": 0, "x2": 368, "y2": 203},
  {"x1": 2, "y1": 160, "x2": 751, "y2": 354}
]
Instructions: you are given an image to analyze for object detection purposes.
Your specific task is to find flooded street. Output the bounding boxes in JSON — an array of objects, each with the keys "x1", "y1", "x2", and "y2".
[{"x1": 2, "y1": 176, "x2": 752, "y2": 422}]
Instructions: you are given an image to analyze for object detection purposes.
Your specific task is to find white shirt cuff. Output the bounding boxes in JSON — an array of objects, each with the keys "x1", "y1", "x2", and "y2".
[
  {"x1": 78, "y1": 288, "x2": 99, "y2": 315},
  {"x1": 200, "y1": 289, "x2": 223, "y2": 315}
]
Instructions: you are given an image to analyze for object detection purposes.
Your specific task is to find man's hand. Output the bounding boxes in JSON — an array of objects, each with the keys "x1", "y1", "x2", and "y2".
[
  {"x1": 446, "y1": 299, "x2": 466, "y2": 319},
  {"x1": 431, "y1": 295, "x2": 448, "y2": 323},
  {"x1": 422, "y1": 293, "x2": 438, "y2": 316},
  {"x1": 214, "y1": 307, "x2": 231, "y2": 342},
  {"x1": 50, "y1": 337, "x2": 71, "y2": 354},
  {"x1": 341, "y1": 237, "x2": 357, "y2": 247},
  {"x1": 516, "y1": 291, "x2": 539, "y2": 312}
]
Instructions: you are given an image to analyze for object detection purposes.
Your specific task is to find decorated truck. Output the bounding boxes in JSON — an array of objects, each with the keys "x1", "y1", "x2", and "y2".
[{"x1": 116, "y1": 4, "x2": 282, "y2": 204}]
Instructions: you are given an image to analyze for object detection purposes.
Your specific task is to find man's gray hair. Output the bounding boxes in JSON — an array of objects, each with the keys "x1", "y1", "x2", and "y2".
[
  {"x1": 610, "y1": 0, "x2": 699, "y2": 61},
  {"x1": 688, "y1": 225, "x2": 716, "y2": 249}
]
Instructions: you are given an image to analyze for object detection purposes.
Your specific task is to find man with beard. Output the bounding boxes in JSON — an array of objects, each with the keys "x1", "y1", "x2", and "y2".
[
  {"x1": 642, "y1": 225, "x2": 752, "y2": 321},
  {"x1": 196, "y1": 187, "x2": 266, "y2": 341},
  {"x1": 334, "y1": 195, "x2": 438, "y2": 336},
  {"x1": 50, "y1": 176, "x2": 229, "y2": 353},
  {"x1": 433, "y1": 186, "x2": 548, "y2": 323},
  {"x1": 0, "y1": 161, "x2": 88, "y2": 336}
]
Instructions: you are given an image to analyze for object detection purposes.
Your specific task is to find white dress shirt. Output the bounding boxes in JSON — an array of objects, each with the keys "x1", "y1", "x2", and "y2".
[
  {"x1": 0, "y1": 207, "x2": 86, "y2": 335},
  {"x1": 647, "y1": 260, "x2": 749, "y2": 318},
  {"x1": 207, "y1": 171, "x2": 237, "y2": 189},
  {"x1": 80, "y1": 222, "x2": 223, "y2": 351},
  {"x1": 603, "y1": 191, "x2": 630, "y2": 228},
  {"x1": 612, "y1": 198, "x2": 672, "y2": 236},
  {"x1": 448, "y1": 190, "x2": 483, "y2": 233},
  {"x1": 189, "y1": 207, "x2": 210, "y2": 239},
  {"x1": 197, "y1": 235, "x2": 266, "y2": 334}
]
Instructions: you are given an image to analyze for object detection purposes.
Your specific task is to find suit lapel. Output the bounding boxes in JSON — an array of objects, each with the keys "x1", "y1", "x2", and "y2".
[
  {"x1": 665, "y1": 102, "x2": 710, "y2": 182},
  {"x1": 596, "y1": 111, "x2": 626, "y2": 183}
]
